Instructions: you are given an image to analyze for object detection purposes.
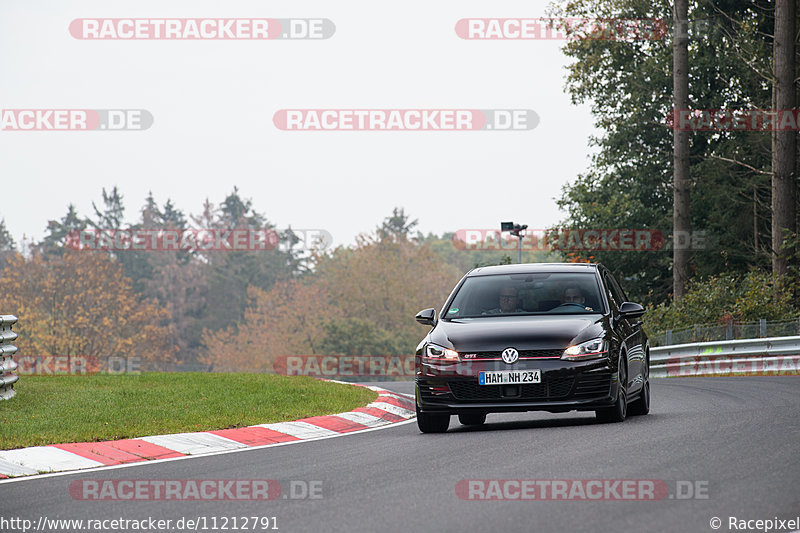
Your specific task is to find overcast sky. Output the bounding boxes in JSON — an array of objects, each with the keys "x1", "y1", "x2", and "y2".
[{"x1": 0, "y1": 0, "x2": 599, "y2": 249}]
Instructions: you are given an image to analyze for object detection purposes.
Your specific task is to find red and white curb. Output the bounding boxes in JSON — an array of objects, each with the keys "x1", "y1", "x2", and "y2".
[{"x1": 0, "y1": 384, "x2": 414, "y2": 479}]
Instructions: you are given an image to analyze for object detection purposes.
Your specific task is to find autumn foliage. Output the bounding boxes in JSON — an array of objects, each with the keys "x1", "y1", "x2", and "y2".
[
  {"x1": 201, "y1": 280, "x2": 332, "y2": 372},
  {"x1": 0, "y1": 251, "x2": 176, "y2": 364},
  {"x1": 201, "y1": 234, "x2": 463, "y2": 372},
  {"x1": 2, "y1": 195, "x2": 524, "y2": 372}
]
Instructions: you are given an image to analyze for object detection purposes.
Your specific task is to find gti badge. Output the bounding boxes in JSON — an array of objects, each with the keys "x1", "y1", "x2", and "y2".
[{"x1": 501, "y1": 347, "x2": 519, "y2": 364}]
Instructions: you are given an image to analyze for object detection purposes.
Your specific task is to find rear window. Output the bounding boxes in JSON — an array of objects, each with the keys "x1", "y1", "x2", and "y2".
[{"x1": 443, "y1": 272, "x2": 604, "y2": 319}]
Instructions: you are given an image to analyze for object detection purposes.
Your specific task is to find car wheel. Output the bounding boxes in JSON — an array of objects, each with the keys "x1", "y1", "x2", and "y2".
[
  {"x1": 629, "y1": 379, "x2": 650, "y2": 416},
  {"x1": 458, "y1": 412, "x2": 486, "y2": 426},
  {"x1": 596, "y1": 359, "x2": 627, "y2": 423},
  {"x1": 416, "y1": 403, "x2": 450, "y2": 433}
]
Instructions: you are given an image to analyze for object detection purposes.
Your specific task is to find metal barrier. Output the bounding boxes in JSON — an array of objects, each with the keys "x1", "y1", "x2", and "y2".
[
  {"x1": 649, "y1": 316, "x2": 800, "y2": 347},
  {"x1": 0, "y1": 315, "x2": 19, "y2": 400},
  {"x1": 650, "y1": 335, "x2": 800, "y2": 378}
]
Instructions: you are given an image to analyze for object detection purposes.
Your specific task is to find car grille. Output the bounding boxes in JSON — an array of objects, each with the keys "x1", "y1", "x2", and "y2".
[
  {"x1": 449, "y1": 377, "x2": 574, "y2": 401},
  {"x1": 465, "y1": 349, "x2": 563, "y2": 360},
  {"x1": 573, "y1": 370, "x2": 612, "y2": 398}
]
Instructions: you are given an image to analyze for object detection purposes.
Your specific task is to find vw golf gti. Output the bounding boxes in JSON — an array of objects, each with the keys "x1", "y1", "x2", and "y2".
[{"x1": 414, "y1": 263, "x2": 649, "y2": 433}]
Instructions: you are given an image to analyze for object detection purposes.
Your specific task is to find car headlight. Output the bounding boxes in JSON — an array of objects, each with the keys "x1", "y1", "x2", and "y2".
[
  {"x1": 424, "y1": 343, "x2": 459, "y2": 363},
  {"x1": 561, "y1": 338, "x2": 607, "y2": 360}
]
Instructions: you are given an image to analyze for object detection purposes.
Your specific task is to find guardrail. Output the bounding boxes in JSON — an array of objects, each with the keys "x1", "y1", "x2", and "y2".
[
  {"x1": 650, "y1": 335, "x2": 800, "y2": 378},
  {"x1": 0, "y1": 315, "x2": 19, "y2": 400},
  {"x1": 649, "y1": 316, "x2": 800, "y2": 347}
]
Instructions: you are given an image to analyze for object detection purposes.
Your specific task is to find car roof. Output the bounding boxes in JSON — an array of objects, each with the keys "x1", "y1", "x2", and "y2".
[{"x1": 466, "y1": 263, "x2": 602, "y2": 277}]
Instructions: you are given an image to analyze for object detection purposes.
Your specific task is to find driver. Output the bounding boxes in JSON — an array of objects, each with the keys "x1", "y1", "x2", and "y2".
[
  {"x1": 562, "y1": 285, "x2": 586, "y2": 305},
  {"x1": 484, "y1": 286, "x2": 523, "y2": 314}
]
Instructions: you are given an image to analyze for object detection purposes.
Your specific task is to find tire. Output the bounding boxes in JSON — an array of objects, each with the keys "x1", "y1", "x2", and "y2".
[
  {"x1": 628, "y1": 379, "x2": 650, "y2": 416},
  {"x1": 596, "y1": 359, "x2": 627, "y2": 423},
  {"x1": 417, "y1": 403, "x2": 450, "y2": 433},
  {"x1": 458, "y1": 412, "x2": 486, "y2": 426}
]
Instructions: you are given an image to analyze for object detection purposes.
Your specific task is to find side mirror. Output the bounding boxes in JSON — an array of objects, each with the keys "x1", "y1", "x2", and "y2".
[
  {"x1": 619, "y1": 302, "x2": 646, "y2": 319},
  {"x1": 415, "y1": 308, "x2": 436, "y2": 326}
]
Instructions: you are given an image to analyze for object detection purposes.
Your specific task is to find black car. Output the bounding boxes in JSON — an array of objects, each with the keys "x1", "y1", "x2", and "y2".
[{"x1": 414, "y1": 262, "x2": 649, "y2": 433}]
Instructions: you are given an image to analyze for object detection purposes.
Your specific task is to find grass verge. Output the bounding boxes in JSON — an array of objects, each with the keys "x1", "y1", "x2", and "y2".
[{"x1": 0, "y1": 373, "x2": 378, "y2": 450}]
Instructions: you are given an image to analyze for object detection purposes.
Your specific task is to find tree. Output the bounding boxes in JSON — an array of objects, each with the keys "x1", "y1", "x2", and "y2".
[
  {"x1": 90, "y1": 186, "x2": 125, "y2": 230},
  {"x1": 0, "y1": 219, "x2": 15, "y2": 272},
  {"x1": 201, "y1": 210, "x2": 465, "y2": 370},
  {"x1": 192, "y1": 188, "x2": 300, "y2": 335},
  {"x1": 85, "y1": 187, "x2": 156, "y2": 294},
  {"x1": 552, "y1": 0, "x2": 778, "y2": 305},
  {"x1": 377, "y1": 207, "x2": 418, "y2": 242},
  {"x1": 200, "y1": 280, "x2": 332, "y2": 372},
  {"x1": 0, "y1": 219, "x2": 15, "y2": 252},
  {"x1": 0, "y1": 251, "x2": 177, "y2": 366},
  {"x1": 191, "y1": 198, "x2": 219, "y2": 232},
  {"x1": 673, "y1": 0, "x2": 691, "y2": 300},
  {"x1": 218, "y1": 187, "x2": 264, "y2": 229},
  {"x1": 644, "y1": 271, "x2": 798, "y2": 333},
  {"x1": 160, "y1": 199, "x2": 187, "y2": 229},
  {"x1": 314, "y1": 211, "x2": 463, "y2": 351},
  {"x1": 317, "y1": 318, "x2": 407, "y2": 356},
  {"x1": 140, "y1": 191, "x2": 161, "y2": 228},
  {"x1": 771, "y1": 0, "x2": 797, "y2": 277},
  {"x1": 134, "y1": 194, "x2": 205, "y2": 362},
  {"x1": 39, "y1": 204, "x2": 85, "y2": 256}
]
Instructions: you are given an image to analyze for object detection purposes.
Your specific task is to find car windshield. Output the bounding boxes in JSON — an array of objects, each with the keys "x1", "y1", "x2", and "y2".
[{"x1": 443, "y1": 272, "x2": 604, "y2": 319}]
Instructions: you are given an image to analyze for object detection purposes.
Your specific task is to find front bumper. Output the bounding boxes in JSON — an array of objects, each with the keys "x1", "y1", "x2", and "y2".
[{"x1": 415, "y1": 357, "x2": 618, "y2": 415}]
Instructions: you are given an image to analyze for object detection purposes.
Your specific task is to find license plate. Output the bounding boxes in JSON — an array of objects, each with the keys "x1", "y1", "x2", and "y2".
[{"x1": 479, "y1": 370, "x2": 541, "y2": 385}]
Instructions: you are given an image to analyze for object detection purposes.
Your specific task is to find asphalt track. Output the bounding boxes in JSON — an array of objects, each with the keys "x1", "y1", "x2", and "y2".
[{"x1": 1, "y1": 376, "x2": 798, "y2": 533}]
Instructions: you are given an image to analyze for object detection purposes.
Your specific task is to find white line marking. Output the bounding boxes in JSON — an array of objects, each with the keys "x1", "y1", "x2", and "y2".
[
  {"x1": 255, "y1": 421, "x2": 340, "y2": 439},
  {"x1": 141, "y1": 432, "x2": 247, "y2": 455},
  {"x1": 367, "y1": 401, "x2": 415, "y2": 418},
  {"x1": 334, "y1": 411, "x2": 390, "y2": 428},
  {"x1": 377, "y1": 391, "x2": 407, "y2": 400},
  {"x1": 0, "y1": 446, "x2": 104, "y2": 472},
  {"x1": 0, "y1": 458, "x2": 39, "y2": 476}
]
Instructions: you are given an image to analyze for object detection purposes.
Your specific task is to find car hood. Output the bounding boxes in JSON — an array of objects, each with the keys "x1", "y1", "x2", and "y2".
[{"x1": 429, "y1": 314, "x2": 606, "y2": 352}]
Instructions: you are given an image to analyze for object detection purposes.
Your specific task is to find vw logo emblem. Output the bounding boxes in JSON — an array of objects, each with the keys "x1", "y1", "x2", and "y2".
[{"x1": 501, "y1": 347, "x2": 519, "y2": 364}]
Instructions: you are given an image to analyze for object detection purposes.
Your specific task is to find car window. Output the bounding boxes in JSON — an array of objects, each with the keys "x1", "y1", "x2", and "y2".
[
  {"x1": 609, "y1": 273, "x2": 628, "y2": 303},
  {"x1": 443, "y1": 272, "x2": 603, "y2": 319},
  {"x1": 603, "y1": 272, "x2": 624, "y2": 309}
]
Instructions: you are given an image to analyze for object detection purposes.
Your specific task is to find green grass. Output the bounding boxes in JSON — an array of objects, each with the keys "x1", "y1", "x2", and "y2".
[{"x1": 0, "y1": 373, "x2": 377, "y2": 450}]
